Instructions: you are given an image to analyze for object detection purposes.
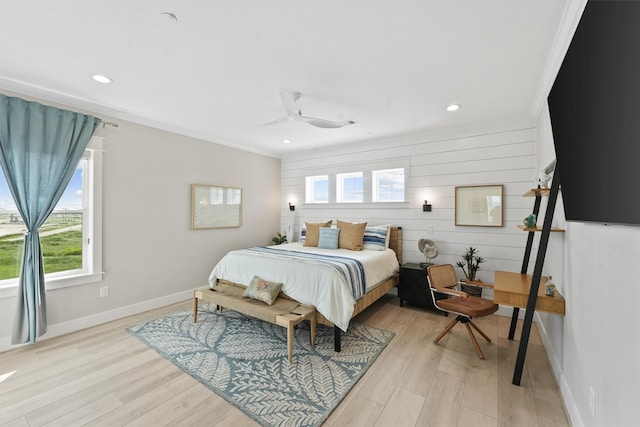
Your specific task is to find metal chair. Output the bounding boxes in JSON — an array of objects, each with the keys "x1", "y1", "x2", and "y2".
[{"x1": 427, "y1": 264, "x2": 498, "y2": 359}]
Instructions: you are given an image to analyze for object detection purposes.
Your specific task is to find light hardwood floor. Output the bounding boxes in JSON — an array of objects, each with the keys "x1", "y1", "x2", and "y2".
[{"x1": 0, "y1": 294, "x2": 570, "y2": 427}]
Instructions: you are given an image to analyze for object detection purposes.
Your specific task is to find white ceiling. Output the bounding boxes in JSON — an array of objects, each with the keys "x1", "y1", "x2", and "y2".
[{"x1": 0, "y1": 1, "x2": 571, "y2": 158}]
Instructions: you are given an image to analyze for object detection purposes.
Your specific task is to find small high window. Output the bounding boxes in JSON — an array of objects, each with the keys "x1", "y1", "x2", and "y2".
[
  {"x1": 372, "y1": 168, "x2": 405, "y2": 202},
  {"x1": 305, "y1": 175, "x2": 329, "y2": 203},
  {"x1": 336, "y1": 172, "x2": 363, "y2": 203}
]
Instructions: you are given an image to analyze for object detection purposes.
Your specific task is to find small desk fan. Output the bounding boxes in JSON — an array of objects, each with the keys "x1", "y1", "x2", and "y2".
[{"x1": 418, "y1": 238, "x2": 439, "y2": 267}]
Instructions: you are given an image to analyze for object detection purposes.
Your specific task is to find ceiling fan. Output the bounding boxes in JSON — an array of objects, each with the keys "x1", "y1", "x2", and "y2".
[{"x1": 265, "y1": 88, "x2": 356, "y2": 129}]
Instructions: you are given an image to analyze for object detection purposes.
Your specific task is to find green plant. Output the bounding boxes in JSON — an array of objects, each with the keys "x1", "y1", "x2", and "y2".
[
  {"x1": 271, "y1": 232, "x2": 287, "y2": 245},
  {"x1": 456, "y1": 246, "x2": 485, "y2": 282}
]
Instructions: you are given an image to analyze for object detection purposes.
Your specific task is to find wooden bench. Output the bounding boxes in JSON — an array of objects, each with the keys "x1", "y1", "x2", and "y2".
[{"x1": 193, "y1": 283, "x2": 316, "y2": 363}]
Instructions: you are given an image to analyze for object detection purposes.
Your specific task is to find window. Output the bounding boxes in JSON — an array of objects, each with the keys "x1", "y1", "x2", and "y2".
[
  {"x1": 0, "y1": 137, "x2": 103, "y2": 290},
  {"x1": 303, "y1": 167, "x2": 407, "y2": 205},
  {"x1": 305, "y1": 175, "x2": 329, "y2": 204},
  {"x1": 336, "y1": 172, "x2": 363, "y2": 203},
  {"x1": 372, "y1": 168, "x2": 405, "y2": 202}
]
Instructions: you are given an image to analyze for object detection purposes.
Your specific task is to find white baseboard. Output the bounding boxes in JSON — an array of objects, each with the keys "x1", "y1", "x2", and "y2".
[
  {"x1": 535, "y1": 312, "x2": 582, "y2": 427},
  {"x1": 0, "y1": 288, "x2": 198, "y2": 353},
  {"x1": 496, "y1": 307, "x2": 581, "y2": 426}
]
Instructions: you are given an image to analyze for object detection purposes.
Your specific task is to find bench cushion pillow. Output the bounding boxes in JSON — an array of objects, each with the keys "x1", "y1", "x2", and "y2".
[{"x1": 242, "y1": 276, "x2": 283, "y2": 305}]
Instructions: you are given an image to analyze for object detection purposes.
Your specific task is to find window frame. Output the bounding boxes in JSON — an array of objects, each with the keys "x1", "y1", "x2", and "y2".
[{"x1": 0, "y1": 136, "x2": 104, "y2": 299}]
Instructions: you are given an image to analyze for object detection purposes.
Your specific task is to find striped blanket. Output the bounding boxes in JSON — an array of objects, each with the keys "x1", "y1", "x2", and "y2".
[{"x1": 245, "y1": 246, "x2": 366, "y2": 299}]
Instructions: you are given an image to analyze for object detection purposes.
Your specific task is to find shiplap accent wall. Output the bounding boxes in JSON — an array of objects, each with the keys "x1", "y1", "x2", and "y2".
[{"x1": 281, "y1": 120, "x2": 541, "y2": 284}]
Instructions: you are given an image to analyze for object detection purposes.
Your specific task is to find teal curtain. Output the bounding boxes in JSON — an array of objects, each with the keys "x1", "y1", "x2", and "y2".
[{"x1": 0, "y1": 94, "x2": 101, "y2": 344}]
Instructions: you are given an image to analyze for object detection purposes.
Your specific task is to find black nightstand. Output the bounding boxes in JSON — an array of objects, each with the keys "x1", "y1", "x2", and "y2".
[{"x1": 399, "y1": 263, "x2": 447, "y2": 314}]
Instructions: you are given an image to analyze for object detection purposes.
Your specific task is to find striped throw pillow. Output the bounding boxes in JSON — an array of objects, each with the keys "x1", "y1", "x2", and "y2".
[{"x1": 362, "y1": 225, "x2": 391, "y2": 251}]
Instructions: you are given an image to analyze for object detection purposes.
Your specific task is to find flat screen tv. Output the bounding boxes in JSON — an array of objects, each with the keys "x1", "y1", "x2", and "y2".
[{"x1": 547, "y1": 0, "x2": 640, "y2": 226}]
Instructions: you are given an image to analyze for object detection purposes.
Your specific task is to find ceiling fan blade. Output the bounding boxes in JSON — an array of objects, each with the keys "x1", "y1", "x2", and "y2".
[
  {"x1": 299, "y1": 116, "x2": 356, "y2": 129},
  {"x1": 262, "y1": 116, "x2": 290, "y2": 126},
  {"x1": 279, "y1": 88, "x2": 301, "y2": 116}
]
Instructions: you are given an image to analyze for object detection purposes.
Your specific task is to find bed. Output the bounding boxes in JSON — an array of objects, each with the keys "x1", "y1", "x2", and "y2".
[{"x1": 208, "y1": 225, "x2": 403, "y2": 350}]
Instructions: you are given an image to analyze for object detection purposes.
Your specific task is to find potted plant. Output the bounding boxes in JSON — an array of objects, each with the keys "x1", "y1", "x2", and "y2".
[
  {"x1": 456, "y1": 247, "x2": 485, "y2": 296},
  {"x1": 271, "y1": 232, "x2": 287, "y2": 245}
]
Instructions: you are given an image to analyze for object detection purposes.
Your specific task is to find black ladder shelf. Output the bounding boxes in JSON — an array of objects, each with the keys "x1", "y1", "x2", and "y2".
[{"x1": 508, "y1": 169, "x2": 562, "y2": 386}]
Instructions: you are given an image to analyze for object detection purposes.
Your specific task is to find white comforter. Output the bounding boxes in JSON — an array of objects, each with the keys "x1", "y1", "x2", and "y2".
[{"x1": 208, "y1": 243, "x2": 399, "y2": 331}]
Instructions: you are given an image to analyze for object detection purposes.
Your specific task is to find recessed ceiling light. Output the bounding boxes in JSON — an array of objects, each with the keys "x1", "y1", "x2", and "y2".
[
  {"x1": 92, "y1": 74, "x2": 113, "y2": 84},
  {"x1": 446, "y1": 104, "x2": 460, "y2": 112},
  {"x1": 282, "y1": 139, "x2": 291, "y2": 144}
]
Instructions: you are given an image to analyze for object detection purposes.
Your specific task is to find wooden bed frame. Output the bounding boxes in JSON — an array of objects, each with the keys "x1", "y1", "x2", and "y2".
[
  {"x1": 315, "y1": 226, "x2": 402, "y2": 350},
  {"x1": 217, "y1": 226, "x2": 403, "y2": 352}
]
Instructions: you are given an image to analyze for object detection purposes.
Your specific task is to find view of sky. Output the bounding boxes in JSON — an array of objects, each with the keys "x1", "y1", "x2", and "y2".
[{"x1": 0, "y1": 165, "x2": 83, "y2": 211}]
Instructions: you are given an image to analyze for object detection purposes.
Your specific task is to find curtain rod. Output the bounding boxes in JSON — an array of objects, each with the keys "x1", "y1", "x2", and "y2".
[{"x1": 101, "y1": 121, "x2": 119, "y2": 128}]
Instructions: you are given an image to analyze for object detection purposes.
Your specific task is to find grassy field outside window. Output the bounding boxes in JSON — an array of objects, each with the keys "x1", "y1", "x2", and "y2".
[{"x1": 0, "y1": 213, "x2": 82, "y2": 281}]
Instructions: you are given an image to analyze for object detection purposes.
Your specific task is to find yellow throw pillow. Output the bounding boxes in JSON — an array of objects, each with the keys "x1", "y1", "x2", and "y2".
[
  {"x1": 303, "y1": 220, "x2": 333, "y2": 247},
  {"x1": 336, "y1": 220, "x2": 367, "y2": 250}
]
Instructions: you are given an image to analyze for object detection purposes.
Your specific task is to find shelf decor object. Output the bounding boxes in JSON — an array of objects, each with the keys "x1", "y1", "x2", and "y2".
[
  {"x1": 523, "y1": 214, "x2": 537, "y2": 228},
  {"x1": 418, "y1": 238, "x2": 438, "y2": 267},
  {"x1": 455, "y1": 184, "x2": 504, "y2": 227},
  {"x1": 192, "y1": 184, "x2": 242, "y2": 229}
]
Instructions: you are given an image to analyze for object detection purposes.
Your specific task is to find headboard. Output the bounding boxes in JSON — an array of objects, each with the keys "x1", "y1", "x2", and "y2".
[{"x1": 389, "y1": 226, "x2": 403, "y2": 265}]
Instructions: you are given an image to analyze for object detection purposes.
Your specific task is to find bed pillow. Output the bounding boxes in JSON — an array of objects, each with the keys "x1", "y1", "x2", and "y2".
[
  {"x1": 362, "y1": 225, "x2": 391, "y2": 251},
  {"x1": 317, "y1": 227, "x2": 340, "y2": 249},
  {"x1": 242, "y1": 276, "x2": 282, "y2": 305},
  {"x1": 303, "y1": 220, "x2": 333, "y2": 247},
  {"x1": 336, "y1": 220, "x2": 367, "y2": 250}
]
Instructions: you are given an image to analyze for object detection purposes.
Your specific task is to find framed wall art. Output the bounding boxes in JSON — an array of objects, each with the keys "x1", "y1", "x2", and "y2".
[
  {"x1": 455, "y1": 184, "x2": 503, "y2": 227},
  {"x1": 191, "y1": 184, "x2": 242, "y2": 229}
]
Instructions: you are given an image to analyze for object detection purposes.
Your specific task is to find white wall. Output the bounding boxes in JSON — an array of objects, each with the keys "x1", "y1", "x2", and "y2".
[
  {"x1": 0, "y1": 93, "x2": 281, "y2": 349},
  {"x1": 281, "y1": 119, "x2": 542, "y2": 295},
  {"x1": 536, "y1": 104, "x2": 640, "y2": 427}
]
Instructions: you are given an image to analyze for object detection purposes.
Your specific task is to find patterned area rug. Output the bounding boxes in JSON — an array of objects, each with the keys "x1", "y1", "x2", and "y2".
[{"x1": 127, "y1": 305, "x2": 394, "y2": 427}]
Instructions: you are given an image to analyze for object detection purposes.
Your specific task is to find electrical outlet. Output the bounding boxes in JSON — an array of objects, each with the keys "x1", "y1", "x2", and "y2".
[
  {"x1": 99, "y1": 286, "x2": 109, "y2": 298},
  {"x1": 426, "y1": 224, "x2": 434, "y2": 234},
  {"x1": 589, "y1": 386, "x2": 596, "y2": 418}
]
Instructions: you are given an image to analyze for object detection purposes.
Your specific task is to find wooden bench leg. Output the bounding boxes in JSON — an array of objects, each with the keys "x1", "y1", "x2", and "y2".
[
  {"x1": 277, "y1": 305, "x2": 316, "y2": 364},
  {"x1": 193, "y1": 291, "x2": 199, "y2": 322},
  {"x1": 287, "y1": 321, "x2": 295, "y2": 364},
  {"x1": 310, "y1": 315, "x2": 316, "y2": 346},
  {"x1": 277, "y1": 314, "x2": 297, "y2": 364}
]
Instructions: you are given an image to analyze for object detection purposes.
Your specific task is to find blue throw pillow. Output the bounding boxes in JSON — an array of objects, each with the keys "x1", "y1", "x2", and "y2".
[{"x1": 317, "y1": 227, "x2": 340, "y2": 249}]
